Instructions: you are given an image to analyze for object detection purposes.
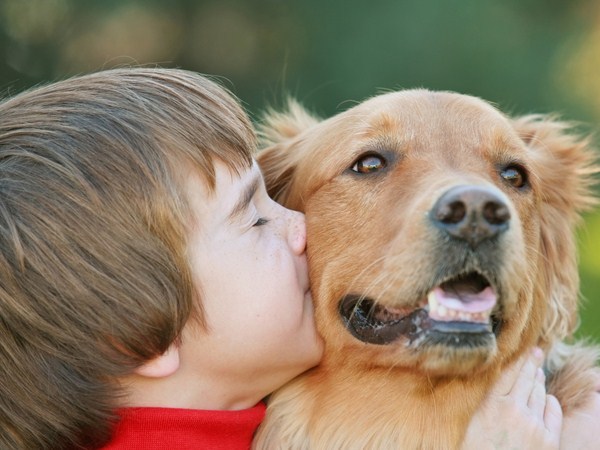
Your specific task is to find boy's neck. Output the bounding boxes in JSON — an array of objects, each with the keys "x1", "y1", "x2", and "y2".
[{"x1": 118, "y1": 370, "x2": 266, "y2": 411}]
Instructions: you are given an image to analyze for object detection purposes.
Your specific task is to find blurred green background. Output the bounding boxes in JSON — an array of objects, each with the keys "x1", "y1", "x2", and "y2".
[{"x1": 1, "y1": 0, "x2": 598, "y2": 340}]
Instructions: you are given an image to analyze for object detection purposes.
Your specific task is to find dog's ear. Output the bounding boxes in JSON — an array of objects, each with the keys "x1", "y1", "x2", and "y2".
[
  {"x1": 257, "y1": 99, "x2": 320, "y2": 207},
  {"x1": 512, "y1": 115, "x2": 598, "y2": 345}
]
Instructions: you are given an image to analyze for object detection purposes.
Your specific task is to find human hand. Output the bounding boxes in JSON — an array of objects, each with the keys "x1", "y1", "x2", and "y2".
[
  {"x1": 560, "y1": 370, "x2": 600, "y2": 450},
  {"x1": 462, "y1": 348, "x2": 563, "y2": 450}
]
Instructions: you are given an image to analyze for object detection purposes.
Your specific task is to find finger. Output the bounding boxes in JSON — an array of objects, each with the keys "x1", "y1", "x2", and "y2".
[
  {"x1": 527, "y1": 367, "x2": 547, "y2": 417},
  {"x1": 510, "y1": 348, "x2": 544, "y2": 402},
  {"x1": 543, "y1": 394, "x2": 563, "y2": 443},
  {"x1": 490, "y1": 352, "x2": 530, "y2": 396}
]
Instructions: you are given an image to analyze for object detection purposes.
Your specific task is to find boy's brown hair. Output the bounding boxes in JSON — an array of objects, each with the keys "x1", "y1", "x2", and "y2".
[{"x1": 0, "y1": 68, "x2": 255, "y2": 449}]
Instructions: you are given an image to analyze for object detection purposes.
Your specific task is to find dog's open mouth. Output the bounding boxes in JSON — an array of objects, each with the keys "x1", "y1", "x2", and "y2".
[{"x1": 339, "y1": 272, "x2": 501, "y2": 346}]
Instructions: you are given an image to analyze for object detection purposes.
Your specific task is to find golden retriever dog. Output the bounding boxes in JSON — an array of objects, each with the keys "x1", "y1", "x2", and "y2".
[{"x1": 253, "y1": 90, "x2": 600, "y2": 449}]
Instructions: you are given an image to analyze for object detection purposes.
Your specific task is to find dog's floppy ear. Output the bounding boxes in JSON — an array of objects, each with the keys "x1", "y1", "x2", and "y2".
[
  {"x1": 257, "y1": 99, "x2": 320, "y2": 208},
  {"x1": 512, "y1": 115, "x2": 598, "y2": 345}
]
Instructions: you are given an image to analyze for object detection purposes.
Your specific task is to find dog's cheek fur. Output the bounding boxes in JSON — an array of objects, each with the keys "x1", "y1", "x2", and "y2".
[
  {"x1": 302, "y1": 168, "x2": 439, "y2": 368},
  {"x1": 512, "y1": 115, "x2": 599, "y2": 412},
  {"x1": 303, "y1": 181, "x2": 407, "y2": 366},
  {"x1": 512, "y1": 115, "x2": 598, "y2": 346}
]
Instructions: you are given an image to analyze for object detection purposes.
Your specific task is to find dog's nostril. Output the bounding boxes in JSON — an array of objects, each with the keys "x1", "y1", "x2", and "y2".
[
  {"x1": 436, "y1": 200, "x2": 466, "y2": 224},
  {"x1": 482, "y1": 201, "x2": 510, "y2": 225}
]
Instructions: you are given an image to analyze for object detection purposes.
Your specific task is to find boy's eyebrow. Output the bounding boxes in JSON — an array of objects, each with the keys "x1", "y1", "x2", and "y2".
[{"x1": 227, "y1": 174, "x2": 261, "y2": 223}]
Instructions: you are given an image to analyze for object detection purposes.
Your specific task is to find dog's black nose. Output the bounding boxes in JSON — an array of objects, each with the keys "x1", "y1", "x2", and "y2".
[{"x1": 431, "y1": 185, "x2": 510, "y2": 248}]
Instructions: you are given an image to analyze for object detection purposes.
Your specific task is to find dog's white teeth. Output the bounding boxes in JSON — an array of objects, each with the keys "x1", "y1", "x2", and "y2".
[
  {"x1": 427, "y1": 289, "x2": 492, "y2": 324},
  {"x1": 427, "y1": 290, "x2": 438, "y2": 310},
  {"x1": 438, "y1": 305, "x2": 448, "y2": 318}
]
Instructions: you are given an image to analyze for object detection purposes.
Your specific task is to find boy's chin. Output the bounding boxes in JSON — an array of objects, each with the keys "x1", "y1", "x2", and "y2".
[
  {"x1": 283, "y1": 336, "x2": 323, "y2": 378},
  {"x1": 297, "y1": 334, "x2": 324, "y2": 373}
]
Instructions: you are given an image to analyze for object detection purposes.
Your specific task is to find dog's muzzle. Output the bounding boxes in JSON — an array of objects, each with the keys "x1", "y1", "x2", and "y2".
[{"x1": 338, "y1": 184, "x2": 509, "y2": 347}]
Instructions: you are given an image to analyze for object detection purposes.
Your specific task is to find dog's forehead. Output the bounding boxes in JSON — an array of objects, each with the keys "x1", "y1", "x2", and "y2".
[
  {"x1": 354, "y1": 91, "x2": 510, "y2": 133},
  {"x1": 328, "y1": 90, "x2": 525, "y2": 156},
  {"x1": 359, "y1": 90, "x2": 501, "y2": 118}
]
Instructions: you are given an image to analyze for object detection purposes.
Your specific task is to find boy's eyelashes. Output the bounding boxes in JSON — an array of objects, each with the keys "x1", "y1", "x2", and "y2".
[{"x1": 253, "y1": 217, "x2": 270, "y2": 227}]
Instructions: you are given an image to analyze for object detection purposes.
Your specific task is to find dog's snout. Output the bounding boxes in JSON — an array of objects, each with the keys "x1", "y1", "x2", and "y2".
[{"x1": 431, "y1": 185, "x2": 510, "y2": 247}]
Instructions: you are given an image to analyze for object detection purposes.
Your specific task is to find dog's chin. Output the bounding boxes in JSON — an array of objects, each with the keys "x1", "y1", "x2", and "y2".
[{"x1": 338, "y1": 271, "x2": 503, "y2": 374}]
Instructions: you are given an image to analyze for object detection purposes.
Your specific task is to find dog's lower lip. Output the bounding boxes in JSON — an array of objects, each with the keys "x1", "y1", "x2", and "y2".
[
  {"x1": 339, "y1": 295, "x2": 429, "y2": 345},
  {"x1": 339, "y1": 291, "x2": 501, "y2": 346}
]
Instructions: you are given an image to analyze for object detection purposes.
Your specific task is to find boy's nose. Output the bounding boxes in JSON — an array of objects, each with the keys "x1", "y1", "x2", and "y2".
[{"x1": 287, "y1": 210, "x2": 307, "y2": 255}]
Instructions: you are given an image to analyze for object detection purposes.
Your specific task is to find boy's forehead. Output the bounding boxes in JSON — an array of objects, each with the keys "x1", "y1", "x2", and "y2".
[{"x1": 184, "y1": 159, "x2": 262, "y2": 225}]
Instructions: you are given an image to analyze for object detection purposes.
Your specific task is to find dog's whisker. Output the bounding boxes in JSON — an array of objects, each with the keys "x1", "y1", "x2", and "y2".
[{"x1": 343, "y1": 253, "x2": 391, "y2": 295}]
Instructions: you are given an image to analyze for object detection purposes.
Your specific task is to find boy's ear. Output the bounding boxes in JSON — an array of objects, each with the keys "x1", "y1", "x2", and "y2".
[
  {"x1": 512, "y1": 114, "x2": 598, "y2": 345},
  {"x1": 134, "y1": 344, "x2": 180, "y2": 378}
]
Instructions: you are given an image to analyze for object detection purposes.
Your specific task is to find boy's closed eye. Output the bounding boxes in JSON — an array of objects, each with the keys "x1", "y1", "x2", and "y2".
[
  {"x1": 227, "y1": 173, "x2": 261, "y2": 224},
  {"x1": 254, "y1": 217, "x2": 270, "y2": 227}
]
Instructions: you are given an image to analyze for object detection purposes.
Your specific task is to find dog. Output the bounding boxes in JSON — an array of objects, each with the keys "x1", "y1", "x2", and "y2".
[{"x1": 253, "y1": 90, "x2": 600, "y2": 449}]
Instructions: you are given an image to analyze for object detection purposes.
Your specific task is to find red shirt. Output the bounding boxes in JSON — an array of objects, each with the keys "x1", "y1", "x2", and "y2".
[{"x1": 101, "y1": 403, "x2": 266, "y2": 450}]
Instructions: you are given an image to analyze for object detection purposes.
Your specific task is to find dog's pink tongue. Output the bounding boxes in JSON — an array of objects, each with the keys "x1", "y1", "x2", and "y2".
[{"x1": 432, "y1": 286, "x2": 496, "y2": 312}]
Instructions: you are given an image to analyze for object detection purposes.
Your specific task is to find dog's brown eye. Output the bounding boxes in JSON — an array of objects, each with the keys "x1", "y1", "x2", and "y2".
[
  {"x1": 500, "y1": 166, "x2": 527, "y2": 188},
  {"x1": 351, "y1": 154, "x2": 386, "y2": 174}
]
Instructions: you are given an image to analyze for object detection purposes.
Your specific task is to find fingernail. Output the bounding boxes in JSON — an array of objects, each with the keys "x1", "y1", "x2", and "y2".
[{"x1": 532, "y1": 346, "x2": 544, "y2": 360}]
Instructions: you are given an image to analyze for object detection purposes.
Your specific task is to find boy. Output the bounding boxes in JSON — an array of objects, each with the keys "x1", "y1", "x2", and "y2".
[
  {"x1": 1, "y1": 67, "x2": 323, "y2": 448},
  {"x1": 0, "y1": 68, "x2": 577, "y2": 449}
]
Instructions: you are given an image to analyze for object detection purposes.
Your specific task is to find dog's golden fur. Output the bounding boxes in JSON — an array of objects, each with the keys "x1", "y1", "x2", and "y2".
[{"x1": 253, "y1": 90, "x2": 600, "y2": 449}]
